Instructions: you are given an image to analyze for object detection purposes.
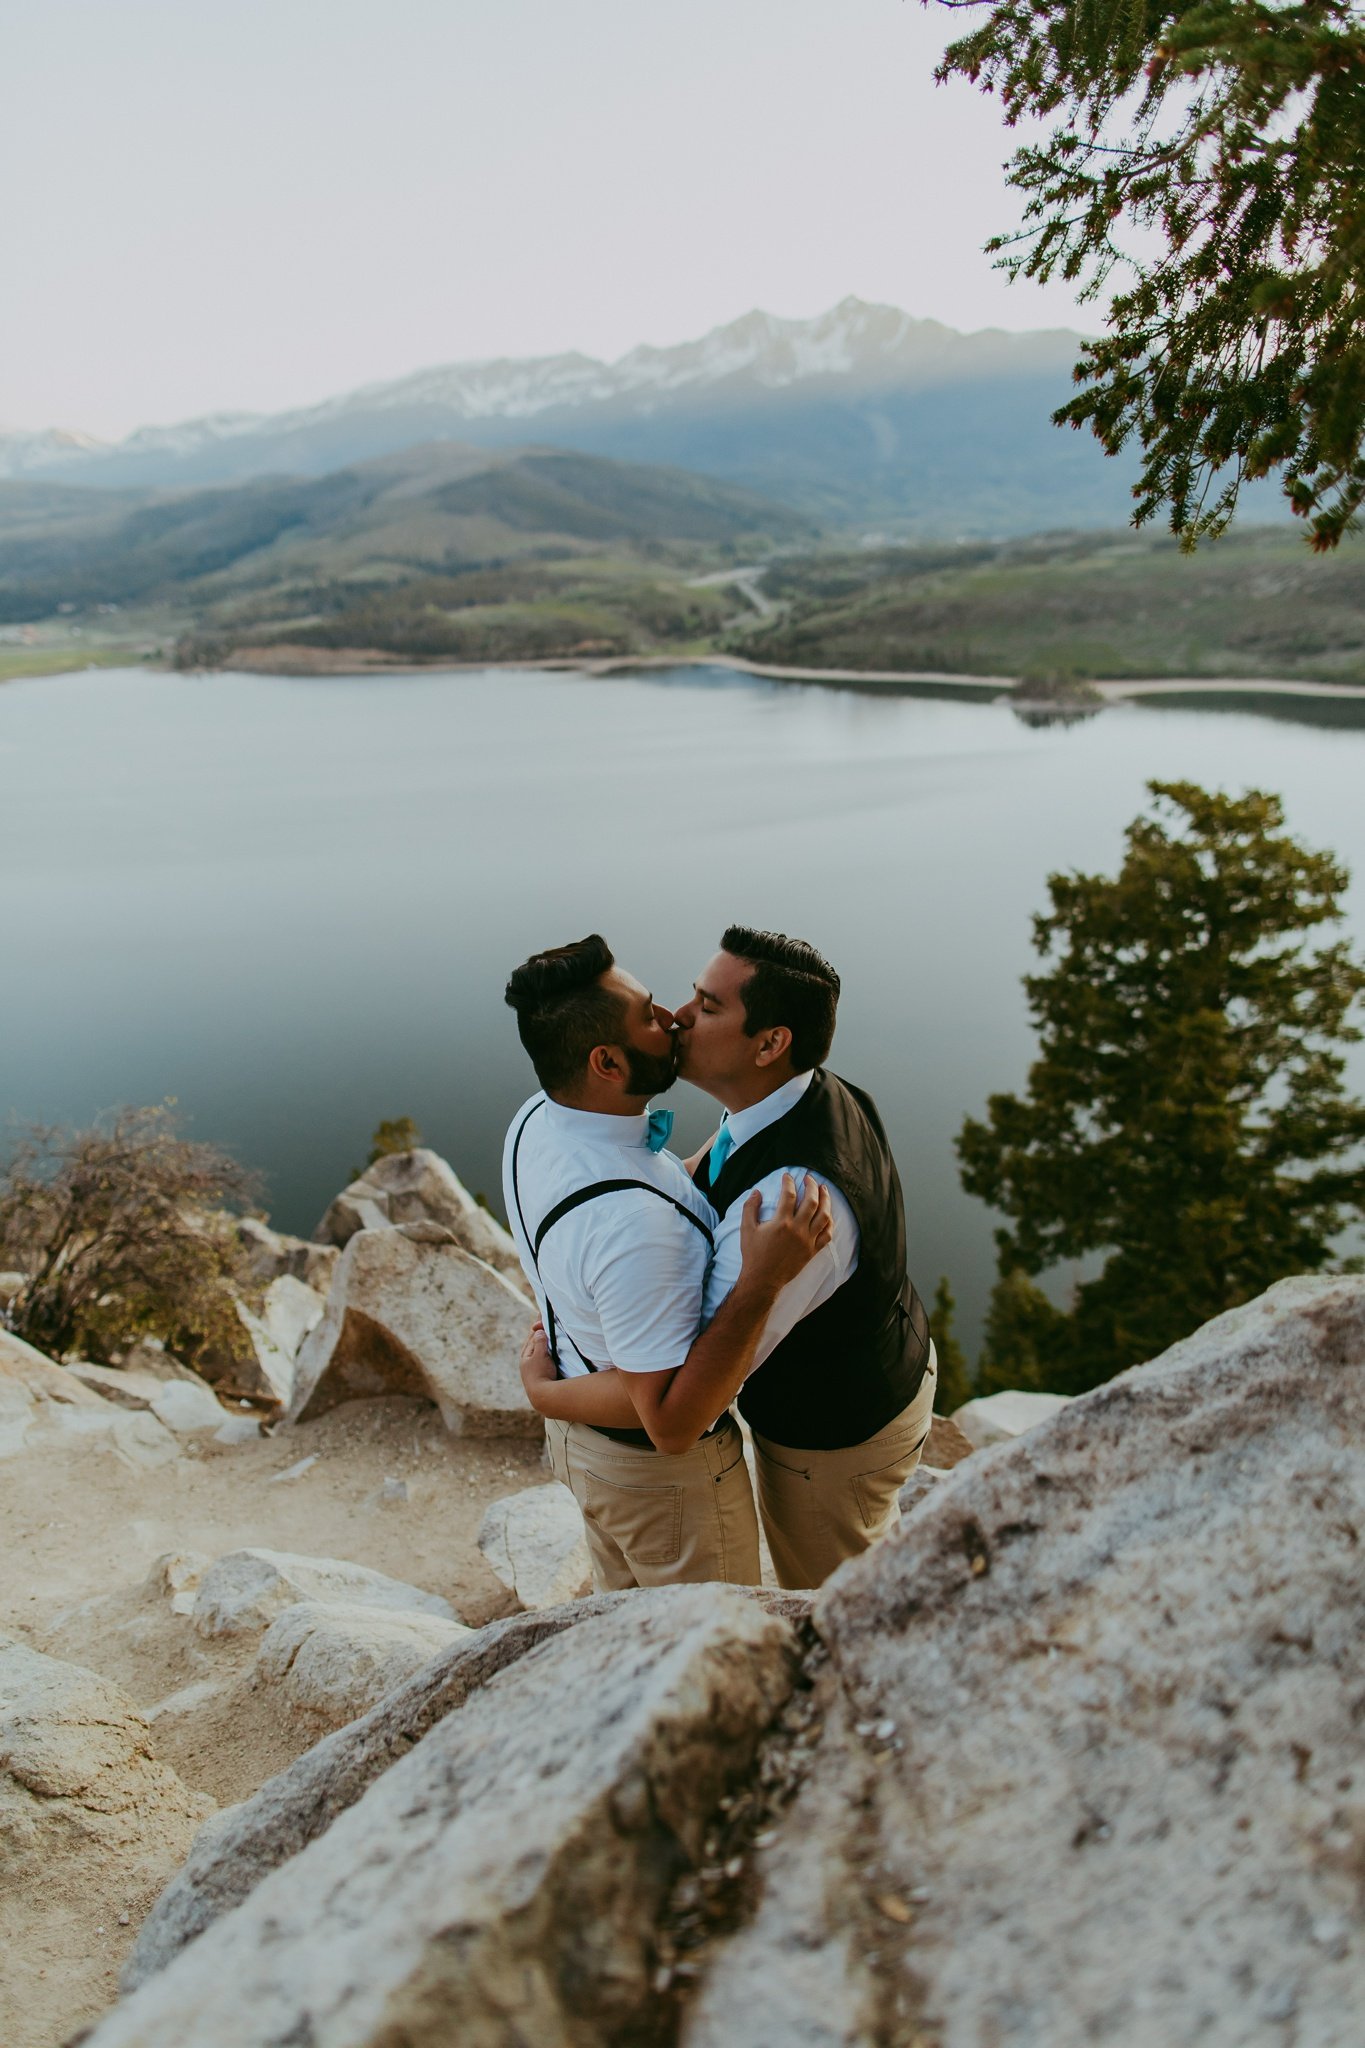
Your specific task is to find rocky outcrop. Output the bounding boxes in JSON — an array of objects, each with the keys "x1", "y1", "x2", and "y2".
[
  {"x1": 235, "y1": 1216, "x2": 339, "y2": 1296},
  {"x1": 951, "y1": 1387, "x2": 1072, "y2": 1448},
  {"x1": 191, "y1": 1549, "x2": 456, "y2": 1639},
  {"x1": 87, "y1": 1276, "x2": 1365, "y2": 2048},
  {"x1": 68, "y1": 1364, "x2": 224, "y2": 1432},
  {"x1": 288, "y1": 1227, "x2": 538, "y2": 1435},
  {"x1": 314, "y1": 1148, "x2": 527, "y2": 1288},
  {"x1": 681, "y1": 1273, "x2": 1365, "y2": 2048},
  {"x1": 252, "y1": 1601, "x2": 472, "y2": 1729},
  {"x1": 125, "y1": 1591, "x2": 809, "y2": 1989},
  {"x1": 921, "y1": 1413, "x2": 975, "y2": 1468},
  {"x1": 477, "y1": 1484, "x2": 591, "y2": 1610},
  {"x1": 192, "y1": 1297, "x2": 297, "y2": 1408},
  {"x1": 101, "y1": 1589, "x2": 796, "y2": 2045}
]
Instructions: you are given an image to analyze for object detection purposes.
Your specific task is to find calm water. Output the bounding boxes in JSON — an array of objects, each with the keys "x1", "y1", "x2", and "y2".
[{"x1": 4, "y1": 663, "x2": 1365, "y2": 1355}]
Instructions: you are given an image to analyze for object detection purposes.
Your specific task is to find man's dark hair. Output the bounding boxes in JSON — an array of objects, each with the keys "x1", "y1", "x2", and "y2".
[
  {"x1": 504, "y1": 934, "x2": 626, "y2": 1093},
  {"x1": 720, "y1": 926, "x2": 840, "y2": 1073}
]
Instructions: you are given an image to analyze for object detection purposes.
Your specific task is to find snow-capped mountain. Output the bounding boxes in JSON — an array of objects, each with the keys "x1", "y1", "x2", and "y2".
[
  {"x1": 1, "y1": 299, "x2": 1129, "y2": 532},
  {"x1": 0, "y1": 424, "x2": 109, "y2": 479}
]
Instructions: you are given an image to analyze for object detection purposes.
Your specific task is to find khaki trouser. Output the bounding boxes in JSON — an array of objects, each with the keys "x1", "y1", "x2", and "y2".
[
  {"x1": 750, "y1": 1343, "x2": 938, "y2": 1590},
  {"x1": 543, "y1": 1411, "x2": 761, "y2": 1592}
]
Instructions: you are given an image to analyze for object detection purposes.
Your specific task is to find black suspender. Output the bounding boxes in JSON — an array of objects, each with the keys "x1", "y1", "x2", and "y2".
[{"x1": 509, "y1": 1099, "x2": 714, "y2": 1375}]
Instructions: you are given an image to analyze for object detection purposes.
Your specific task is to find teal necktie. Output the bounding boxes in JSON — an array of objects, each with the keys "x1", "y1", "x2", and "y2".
[
  {"x1": 645, "y1": 1108, "x2": 674, "y2": 1153},
  {"x1": 708, "y1": 1121, "x2": 734, "y2": 1181}
]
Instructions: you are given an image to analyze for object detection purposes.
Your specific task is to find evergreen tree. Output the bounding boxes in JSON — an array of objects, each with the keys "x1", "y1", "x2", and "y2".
[
  {"x1": 957, "y1": 781, "x2": 1365, "y2": 1392},
  {"x1": 367, "y1": 1116, "x2": 424, "y2": 1166},
  {"x1": 929, "y1": 1274, "x2": 975, "y2": 1412},
  {"x1": 936, "y1": 0, "x2": 1365, "y2": 547}
]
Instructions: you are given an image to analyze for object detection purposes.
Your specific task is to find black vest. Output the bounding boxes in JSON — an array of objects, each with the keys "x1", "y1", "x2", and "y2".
[{"x1": 695, "y1": 1068, "x2": 931, "y2": 1450}]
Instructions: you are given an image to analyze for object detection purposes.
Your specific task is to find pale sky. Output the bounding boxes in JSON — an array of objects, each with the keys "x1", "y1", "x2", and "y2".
[{"x1": 3, "y1": 0, "x2": 1096, "y2": 439}]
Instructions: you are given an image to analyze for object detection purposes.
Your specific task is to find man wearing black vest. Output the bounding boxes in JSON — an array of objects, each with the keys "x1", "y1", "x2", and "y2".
[{"x1": 523, "y1": 926, "x2": 936, "y2": 1589}]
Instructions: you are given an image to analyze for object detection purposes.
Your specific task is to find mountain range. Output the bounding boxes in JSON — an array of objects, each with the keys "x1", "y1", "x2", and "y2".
[{"x1": 0, "y1": 299, "x2": 1142, "y2": 535}]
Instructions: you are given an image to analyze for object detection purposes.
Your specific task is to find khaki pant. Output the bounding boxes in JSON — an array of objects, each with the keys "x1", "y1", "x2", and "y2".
[
  {"x1": 750, "y1": 1344, "x2": 938, "y2": 1590},
  {"x1": 543, "y1": 1412, "x2": 761, "y2": 1592}
]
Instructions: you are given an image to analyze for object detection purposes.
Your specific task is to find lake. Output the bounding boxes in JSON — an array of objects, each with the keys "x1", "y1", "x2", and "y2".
[{"x1": 4, "y1": 662, "x2": 1365, "y2": 1356}]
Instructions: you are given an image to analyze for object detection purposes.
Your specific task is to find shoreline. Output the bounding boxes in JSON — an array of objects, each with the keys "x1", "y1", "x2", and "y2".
[{"x1": 6, "y1": 644, "x2": 1365, "y2": 705}]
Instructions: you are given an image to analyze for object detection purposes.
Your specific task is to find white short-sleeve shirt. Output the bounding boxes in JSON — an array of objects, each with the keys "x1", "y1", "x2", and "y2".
[
  {"x1": 700, "y1": 1070, "x2": 861, "y2": 1370},
  {"x1": 502, "y1": 1092, "x2": 718, "y2": 1378}
]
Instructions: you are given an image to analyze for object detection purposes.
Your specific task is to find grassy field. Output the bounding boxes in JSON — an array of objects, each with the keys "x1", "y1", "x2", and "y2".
[
  {"x1": 0, "y1": 642, "x2": 153, "y2": 684},
  {"x1": 737, "y1": 526, "x2": 1365, "y2": 685}
]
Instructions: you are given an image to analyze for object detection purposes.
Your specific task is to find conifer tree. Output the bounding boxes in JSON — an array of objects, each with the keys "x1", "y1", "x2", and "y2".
[
  {"x1": 929, "y1": 1274, "x2": 975, "y2": 1412},
  {"x1": 957, "y1": 781, "x2": 1365, "y2": 1391},
  {"x1": 936, "y1": 0, "x2": 1365, "y2": 547}
]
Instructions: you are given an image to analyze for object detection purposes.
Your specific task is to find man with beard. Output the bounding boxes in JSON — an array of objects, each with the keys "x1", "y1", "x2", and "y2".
[
  {"x1": 521, "y1": 927, "x2": 936, "y2": 1588},
  {"x1": 502, "y1": 933, "x2": 832, "y2": 1592}
]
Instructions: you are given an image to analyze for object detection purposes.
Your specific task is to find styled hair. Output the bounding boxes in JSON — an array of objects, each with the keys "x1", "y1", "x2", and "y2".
[
  {"x1": 504, "y1": 934, "x2": 625, "y2": 1092},
  {"x1": 720, "y1": 925, "x2": 840, "y2": 1073}
]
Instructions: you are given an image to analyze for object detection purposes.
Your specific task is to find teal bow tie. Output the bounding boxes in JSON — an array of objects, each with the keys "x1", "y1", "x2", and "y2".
[
  {"x1": 708, "y1": 1121, "x2": 734, "y2": 1180},
  {"x1": 645, "y1": 1107, "x2": 674, "y2": 1153}
]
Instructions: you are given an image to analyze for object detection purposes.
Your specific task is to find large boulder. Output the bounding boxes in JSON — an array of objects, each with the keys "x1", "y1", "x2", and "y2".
[
  {"x1": 314, "y1": 1147, "x2": 528, "y2": 1289},
  {"x1": 288, "y1": 1226, "x2": 539, "y2": 1435},
  {"x1": 124, "y1": 1590, "x2": 809, "y2": 1990},
  {"x1": 952, "y1": 1387, "x2": 1072, "y2": 1449},
  {"x1": 681, "y1": 1273, "x2": 1365, "y2": 2048},
  {"x1": 192, "y1": 1297, "x2": 296, "y2": 1408},
  {"x1": 191, "y1": 1549, "x2": 456, "y2": 1639},
  {"x1": 68, "y1": 1362, "x2": 223, "y2": 1432},
  {"x1": 92, "y1": 1587, "x2": 797, "y2": 2047},
  {"x1": 235, "y1": 1215, "x2": 339, "y2": 1296},
  {"x1": 252, "y1": 1601, "x2": 472, "y2": 1729},
  {"x1": 0, "y1": 1330, "x2": 125, "y2": 1455},
  {"x1": 478, "y1": 1484, "x2": 591, "y2": 1611}
]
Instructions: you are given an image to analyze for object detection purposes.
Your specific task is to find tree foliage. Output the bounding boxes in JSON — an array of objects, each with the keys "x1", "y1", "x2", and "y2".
[
  {"x1": 957, "y1": 780, "x2": 1365, "y2": 1390},
  {"x1": 936, "y1": 0, "x2": 1365, "y2": 547},
  {"x1": 929, "y1": 1274, "x2": 976, "y2": 1410},
  {"x1": 367, "y1": 1116, "x2": 425, "y2": 1167},
  {"x1": 0, "y1": 1105, "x2": 258, "y2": 1363}
]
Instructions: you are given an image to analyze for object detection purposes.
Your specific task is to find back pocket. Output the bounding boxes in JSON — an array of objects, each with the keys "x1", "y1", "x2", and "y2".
[{"x1": 582, "y1": 1472, "x2": 684, "y2": 1567}]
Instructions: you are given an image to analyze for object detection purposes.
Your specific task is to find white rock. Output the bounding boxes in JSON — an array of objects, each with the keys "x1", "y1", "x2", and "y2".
[
  {"x1": 109, "y1": 1409, "x2": 181, "y2": 1468},
  {"x1": 683, "y1": 1274, "x2": 1365, "y2": 2048},
  {"x1": 67, "y1": 1361, "x2": 170, "y2": 1410},
  {"x1": 952, "y1": 1388, "x2": 1073, "y2": 1448},
  {"x1": 144, "y1": 1678, "x2": 225, "y2": 1725},
  {"x1": 897, "y1": 1464, "x2": 943, "y2": 1515},
  {"x1": 235, "y1": 1216, "x2": 339, "y2": 1296},
  {"x1": 0, "y1": 1270, "x2": 26, "y2": 1307},
  {"x1": 150, "y1": 1379, "x2": 225, "y2": 1433},
  {"x1": 314, "y1": 1147, "x2": 528, "y2": 1288},
  {"x1": 478, "y1": 1485, "x2": 591, "y2": 1610},
  {"x1": 213, "y1": 1413, "x2": 264, "y2": 1446},
  {"x1": 289, "y1": 1227, "x2": 539, "y2": 1436},
  {"x1": 0, "y1": 1330, "x2": 114, "y2": 1447},
  {"x1": 192, "y1": 1298, "x2": 296, "y2": 1409},
  {"x1": 253, "y1": 1600, "x2": 472, "y2": 1728},
  {"x1": 260, "y1": 1273, "x2": 326, "y2": 1362},
  {"x1": 191, "y1": 1548, "x2": 455, "y2": 1638},
  {"x1": 144, "y1": 1551, "x2": 209, "y2": 1617},
  {"x1": 87, "y1": 1588, "x2": 797, "y2": 2048}
]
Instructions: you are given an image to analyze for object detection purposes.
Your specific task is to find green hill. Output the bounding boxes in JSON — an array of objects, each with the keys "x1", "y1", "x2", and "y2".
[
  {"x1": 0, "y1": 445, "x2": 816, "y2": 625},
  {"x1": 740, "y1": 528, "x2": 1365, "y2": 687}
]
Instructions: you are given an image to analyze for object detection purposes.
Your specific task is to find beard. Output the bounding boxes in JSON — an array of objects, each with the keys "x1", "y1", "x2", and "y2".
[{"x1": 625, "y1": 1041, "x2": 679, "y2": 1097}]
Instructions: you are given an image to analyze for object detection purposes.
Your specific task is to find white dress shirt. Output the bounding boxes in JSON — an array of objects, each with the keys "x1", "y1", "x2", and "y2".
[
  {"x1": 502, "y1": 1092, "x2": 718, "y2": 1378},
  {"x1": 701, "y1": 1069, "x2": 861, "y2": 1370}
]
